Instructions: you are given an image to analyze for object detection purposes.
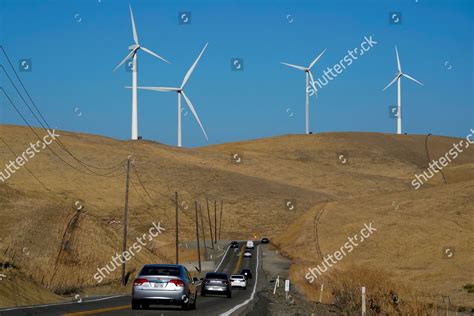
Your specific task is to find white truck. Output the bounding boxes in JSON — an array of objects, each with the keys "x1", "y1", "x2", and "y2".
[{"x1": 246, "y1": 240, "x2": 254, "y2": 249}]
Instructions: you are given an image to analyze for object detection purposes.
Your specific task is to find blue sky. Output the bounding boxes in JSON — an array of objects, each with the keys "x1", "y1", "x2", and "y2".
[{"x1": 0, "y1": 0, "x2": 472, "y2": 147}]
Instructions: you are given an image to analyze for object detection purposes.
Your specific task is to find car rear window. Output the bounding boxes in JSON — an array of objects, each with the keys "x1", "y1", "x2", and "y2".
[
  {"x1": 206, "y1": 273, "x2": 227, "y2": 279},
  {"x1": 140, "y1": 266, "x2": 180, "y2": 276},
  {"x1": 231, "y1": 275, "x2": 244, "y2": 279}
]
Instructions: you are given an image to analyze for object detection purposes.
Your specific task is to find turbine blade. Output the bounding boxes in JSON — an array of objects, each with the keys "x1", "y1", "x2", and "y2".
[
  {"x1": 129, "y1": 4, "x2": 139, "y2": 45},
  {"x1": 308, "y1": 71, "x2": 318, "y2": 93},
  {"x1": 141, "y1": 46, "x2": 170, "y2": 64},
  {"x1": 132, "y1": 86, "x2": 179, "y2": 92},
  {"x1": 181, "y1": 91, "x2": 208, "y2": 141},
  {"x1": 113, "y1": 49, "x2": 136, "y2": 72},
  {"x1": 280, "y1": 62, "x2": 305, "y2": 71},
  {"x1": 308, "y1": 48, "x2": 327, "y2": 69},
  {"x1": 403, "y1": 73, "x2": 423, "y2": 86},
  {"x1": 383, "y1": 76, "x2": 398, "y2": 91},
  {"x1": 395, "y1": 46, "x2": 401, "y2": 72},
  {"x1": 181, "y1": 43, "x2": 208, "y2": 89}
]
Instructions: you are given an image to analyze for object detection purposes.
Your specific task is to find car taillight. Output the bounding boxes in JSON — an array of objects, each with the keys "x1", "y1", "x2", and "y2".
[
  {"x1": 169, "y1": 279, "x2": 185, "y2": 287},
  {"x1": 133, "y1": 278, "x2": 148, "y2": 286}
]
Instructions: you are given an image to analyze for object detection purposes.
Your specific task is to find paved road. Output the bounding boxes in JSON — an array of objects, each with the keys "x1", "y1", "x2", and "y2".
[{"x1": 0, "y1": 242, "x2": 263, "y2": 316}]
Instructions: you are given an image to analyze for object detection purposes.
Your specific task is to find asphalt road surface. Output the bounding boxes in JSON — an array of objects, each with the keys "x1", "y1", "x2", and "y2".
[{"x1": 0, "y1": 242, "x2": 263, "y2": 316}]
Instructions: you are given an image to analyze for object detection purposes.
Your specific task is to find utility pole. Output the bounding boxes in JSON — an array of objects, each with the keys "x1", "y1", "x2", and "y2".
[
  {"x1": 121, "y1": 156, "x2": 131, "y2": 286},
  {"x1": 199, "y1": 203, "x2": 208, "y2": 259},
  {"x1": 194, "y1": 201, "x2": 201, "y2": 272},
  {"x1": 214, "y1": 200, "x2": 217, "y2": 244},
  {"x1": 206, "y1": 198, "x2": 214, "y2": 249},
  {"x1": 175, "y1": 192, "x2": 179, "y2": 264},
  {"x1": 219, "y1": 200, "x2": 223, "y2": 241}
]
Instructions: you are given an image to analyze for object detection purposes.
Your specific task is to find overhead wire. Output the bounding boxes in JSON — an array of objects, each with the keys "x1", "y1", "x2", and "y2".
[
  {"x1": 0, "y1": 87, "x2": 123, "y2": 178},
  {"x1": 0, "y1": 135, "x2": 119, "y2": 219},
  {"x1": 0, "y1": 46, "x2": 124, "y2": 175}
]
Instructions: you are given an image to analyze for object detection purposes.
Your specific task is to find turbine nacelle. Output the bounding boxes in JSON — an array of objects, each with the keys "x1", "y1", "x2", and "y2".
[
  {"x1": 113, "y1": 5, "x2": 169, "y2": 73},
  {"x1": 113, "y1": 3, "x2": 170, "y2": 141},
  {"x1": 382, "y1": 46, "x2": 423, "y2": 135},
  {"x1": 129, "y1": 43, "x2": 210, "y2": 146},
  {"x1": 383, "y1": 46, "x2": 423, "y2": 91},
  {"x1": 280, "y1": 48, "x2": 327, "y2": 135}
]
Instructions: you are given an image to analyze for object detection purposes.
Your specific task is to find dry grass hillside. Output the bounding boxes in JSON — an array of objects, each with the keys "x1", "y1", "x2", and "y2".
[{"x1": 0, "y1": 124, "x2": 473, "y2": 308}]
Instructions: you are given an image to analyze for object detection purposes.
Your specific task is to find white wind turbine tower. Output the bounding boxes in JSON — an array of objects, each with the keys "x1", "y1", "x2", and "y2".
[
  {"x1": 281, "y1": 48, "x2": 326, "y2": 135},
  {"x1": 113, "y1": 4, "x2": 170, "y2": 140},
  {"x1": 383, "y1": 46, "x2": 423, "y2": 134},
  {"x1": 130, "y1": 43, "x2": 209, "y2": 147}
]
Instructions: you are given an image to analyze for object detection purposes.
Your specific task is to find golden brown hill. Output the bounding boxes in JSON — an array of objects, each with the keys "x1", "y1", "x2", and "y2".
[{"x1": 0, "y1": 124, "x2": 472, "y2": 307}]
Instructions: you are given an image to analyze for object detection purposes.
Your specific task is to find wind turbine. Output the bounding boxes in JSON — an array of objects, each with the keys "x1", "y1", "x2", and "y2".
[
  {"x1": 113, "y1": 4, "x2": 170, "y2": 140},
  {"x1": 280, "y1": 48, "x2": 326, "y2": 135},
  {"x1": 129, "y1": 43, "x2": 209, "y2": 147},
  {"x1": 383, "y1": 46, "x2": 423, "y2": 135}
]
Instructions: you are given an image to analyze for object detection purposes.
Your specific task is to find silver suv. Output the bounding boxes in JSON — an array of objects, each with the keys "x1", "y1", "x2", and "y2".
[{"x1": 132, "y1": 264, "x2": 198, "y2": 310}]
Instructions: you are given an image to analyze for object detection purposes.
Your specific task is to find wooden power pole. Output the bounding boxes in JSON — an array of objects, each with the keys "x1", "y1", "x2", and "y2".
[
  {"x1": 219, "y1": 200, "x2": 223, "y2": 240},
  {"x1": 199, "y1": 203, "x2": 208, "y2": 259},
  {"x1": 214, "y1": 200, "x2": 217, "y2": 243},
  {"x1": 121, "y1": 156, "x2": 131, "y2": 286},
  {"x1": 175, "y1": 191, "x2": 179, "y2": 264},
  {"x1": 206, "y1": 198, "x2": 214, "y2": 249},
  {"x1": 194, "y1": 201, "x2": 201, "y2": 272}
]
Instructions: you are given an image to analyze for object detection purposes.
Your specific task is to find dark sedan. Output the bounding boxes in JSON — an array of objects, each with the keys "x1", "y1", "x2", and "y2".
[
  {"x1": 201, "y1": 272, "x2": 232, "y2": 298},
  {"x1": 240, "y1": 268, "x2": 252, "y2": 280}
]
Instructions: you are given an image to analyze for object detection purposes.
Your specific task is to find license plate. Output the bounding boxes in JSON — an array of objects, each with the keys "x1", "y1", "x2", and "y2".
[
  {"x1": 210, "y1": 287, "x2": 224, "y2": 291},
  {"x1": 152, "y1": 282, "x2": 166, "y2": 288}
]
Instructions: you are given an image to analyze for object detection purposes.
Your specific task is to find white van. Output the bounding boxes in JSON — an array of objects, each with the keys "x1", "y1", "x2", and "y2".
[{"x1": 246, "y1": 240, "x2": 254, "y2": 249}]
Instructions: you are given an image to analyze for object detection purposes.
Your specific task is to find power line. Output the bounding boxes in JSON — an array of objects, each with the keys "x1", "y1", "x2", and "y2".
[
  {"x1": 0, "y1": 87, "x2": 96, "y2": 176},
  {"x1": 132, "y1": 164, "x2": 155, "y2": 203},
  {"x1": 0, "y1": 65, "x2": 123, "y2": 175},
  {"x1": 0, "y1": 46, "x2": 124, "y2": 174},
  {"x1": 0, "y1": 88, "x2": 123, "y2": 178},
  {"x1": 0, "y1": 135, "x2": 118, "y2": 219},
  {"x1": 1, "y1": 47, "x2": 48, "y2": 126},
  {"x1": 0, "y1": 135, "x2": 58, "y2": 200}
]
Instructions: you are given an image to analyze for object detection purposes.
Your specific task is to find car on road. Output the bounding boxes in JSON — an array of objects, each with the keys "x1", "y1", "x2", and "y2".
[
  {"x1": 201, "y1": 272, "x2": 232, "y2": 298},
  {"x1": 241, "y1": 268, "x2": 253, "y2": 280},
  {"x1": 261, "y1": 237, "x2": 270, "y2": 244},
  {"x1": 243, "y1": 251, "x2": 252, "y2": 258},
  {"x1": 246, "y1": 240, "x2": 254, "y2": 249},
  {"x1": 230, "y1": 275, "x2": 247, "y2": 289},
  {"x1": 132, "y1": 264, "x2": 198, "y2": 310},
  {"x1": 230, "y1": 241, "x2": 239, "y2": 248}
]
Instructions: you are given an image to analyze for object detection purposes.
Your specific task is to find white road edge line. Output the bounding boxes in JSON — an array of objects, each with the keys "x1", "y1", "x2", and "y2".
[
  {"x1": 220, "y1": 245, "x2": 260, "y2": 316},
  {"x1": 0, "y1": 295, "x2": 125, "y2": 312},
  {"x1": 215, "y1": 244, "x2": 231, "y2": 272}
]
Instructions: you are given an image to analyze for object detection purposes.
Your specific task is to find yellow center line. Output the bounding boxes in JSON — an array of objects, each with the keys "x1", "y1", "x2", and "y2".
[
  {"x1": 62, "y1": 304, "x2": 130, "y2": 316},
  {"x1": 232, "y1": 244, "x2": 245, "y2": 275}
]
